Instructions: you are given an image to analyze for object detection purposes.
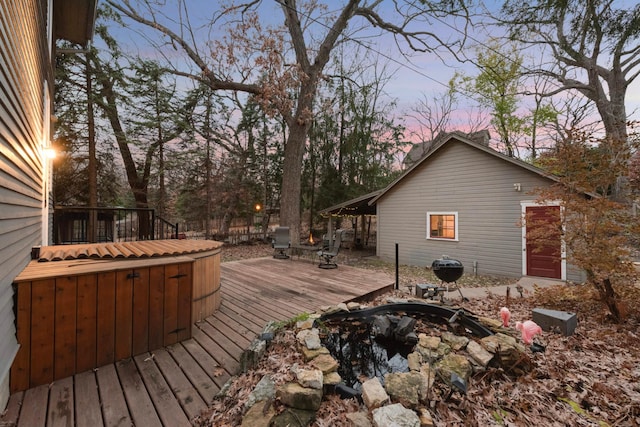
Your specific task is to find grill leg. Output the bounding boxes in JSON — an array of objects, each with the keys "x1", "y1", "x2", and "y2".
[{"x1": 441, "y1": 281, "x2": 468, "y2": 302}]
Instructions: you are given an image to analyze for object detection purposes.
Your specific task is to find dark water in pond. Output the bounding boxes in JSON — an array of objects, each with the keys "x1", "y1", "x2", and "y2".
[{"x1": 322, "y1": 322, "x2": 415, "y2": 391}]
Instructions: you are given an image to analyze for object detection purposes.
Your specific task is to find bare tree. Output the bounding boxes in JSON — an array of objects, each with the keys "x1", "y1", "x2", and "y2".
[
  {"x1": 405, "y1": 82, "x2": 489, "y2": 167},
  {"x1": 499, "y1": 0, "x2": 640, "y2": 146},
  {"x1": 408, "y1": 88, "x2": 456, "y2": 149},
  {"x1": 107, "y1": 0, "x2": 470, "y2": 243}
]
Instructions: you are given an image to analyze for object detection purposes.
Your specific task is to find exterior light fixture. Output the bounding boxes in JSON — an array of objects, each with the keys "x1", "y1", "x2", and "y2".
[{"x1": 43, "y1": 147, "x2": 56, "y2": 159}]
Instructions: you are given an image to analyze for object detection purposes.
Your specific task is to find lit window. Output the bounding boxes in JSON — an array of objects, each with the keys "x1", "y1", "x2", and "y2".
[{"x1": 427, "y1": 212, "x2": 458, "y2": 240}]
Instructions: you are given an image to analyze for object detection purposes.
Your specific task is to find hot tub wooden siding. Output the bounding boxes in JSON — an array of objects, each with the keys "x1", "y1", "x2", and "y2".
[
  {"x1": 191, "y1": 249, "x2": 222, "y2": 323},
  {"x1": 10, "y1": 240, "x2": 222, "y2": 393}
]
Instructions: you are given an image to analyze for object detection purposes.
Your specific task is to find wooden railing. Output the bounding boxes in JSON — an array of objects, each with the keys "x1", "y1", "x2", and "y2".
[{"x1": 53, "y1": 206, "x2": 179, "y2": 244}]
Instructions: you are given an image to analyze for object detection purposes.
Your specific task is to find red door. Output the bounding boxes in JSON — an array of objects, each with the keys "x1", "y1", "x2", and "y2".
[{"x1": 526, "y1": 206, "x2": 561, "y2": 279}]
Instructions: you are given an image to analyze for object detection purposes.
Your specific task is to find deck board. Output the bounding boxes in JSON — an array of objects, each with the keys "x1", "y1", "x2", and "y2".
[
  {"x1": 74, "y1": 371, "x2": 104, "y2": 427},
  {"x1": 2, "y1": 391, "x2": 23, "y2": 427},
  {"x1": 133, "y1": 353, "x2": 191, "y2": 427},
  {"x1": 17, "y1": 384, "x2": 48, "y2": 427},
  {"x1": 1, "y1": 257, "x2": 393, "y2": 426},
  {"x1": 47, "y1": 377, "x2": 74, "y2": 427},
  {"x1": 191, "y1": 328, "x2": 240, "y2": 373},
  {"x1": 116, "y1": 358, "x2": 162, "y2": 427},
  {"x1": 167, "y1": 343, "x2": 219, "y2": 404},
  {"x1": 153, "y1": 348, "x2": 208, "y2": 421},
  {"x1": 95, "y1": 364, "x2": 131, "y2": 427}
]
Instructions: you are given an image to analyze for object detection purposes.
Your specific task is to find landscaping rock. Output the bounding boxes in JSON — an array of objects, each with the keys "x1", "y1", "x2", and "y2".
[
  {"x1": 310, "y1": 354, "x2": 339, "y2": 374},
  {"x1": 347, "y1": 302, "x2": 362, "y2": 311},
  {"x1": 407, "y1": 352, "x2": 422, "y2": 371},
  {"x1": 276, "y1": 383, "x2": 323, "y2": 411},
  {"x1": 372, "y1": 315, "x2": 393, "y2": 339},
  {"x1": 441, "y1": 331, "x2": 469, "y2": 351},
  {"x1": 323, "y1": 371, "x2": 341, "y2": 386},
  {"x1": 271, "y1": 408, "x2": 316, "y2": 427},
  {"x1": 240, "y1": 402, "x2": 276, "y2": 427},
  {"x1": 296, "y1": 368, "x2": 323, "y2": 390},
  {"x1": 480, "y1": 332, "x2": 521, "y2": 353},
  {"x1": 244, "y1": 375, "x2": 275, "y2": 410},
  {"x1": 466, "y1": 340, "x2": 494, "y2": 367},
  {"x1": 418, "y1": 408, "x2": 435, "y2": 427},
  {"x1": 436, "y1": 353, "x2": 472, "y2": 383},
  {"x1": 240, "y1": 339, "x2": 266, "y2": 372},
  {"x1": 418, "y1": 334, "x2": 441, "y2": 350},
  {"x1": 478, "y1": 316, "x2": 503, "y2": 331},
  {"x1": 384, "y1": 372, "x2": 428, "y2": 408},
  {"x1": 260, "y1": 321, "x2": 279, "y2": 341},
  {"x1": 416, "y1": 339, "x2": 451, "y2": 361},
  {"x1": 404, "y1": 331, "x2": 418, "y2": 344},
  {"x1": 385, "y1": 297, "x2": 411, "y2": 304},
  {"x1": 216, "y1": 376, "x2": 236, "y2": 399},
  {"x1": 297, "y1": 328, "x2": 322, "y2": 350},
  {"x1": 480, "y1": 333, "x2": 528, "y2": 370},
  {"x1": 296, "y1": 318, "x2": 315, "y2": 330},
  {"x1": 394, "y1": 316, "x2": 417, "y2": 342},
  {"x1": 388, "y1": 353, "x2": 409, "y2": 373},
  {"x1": 346, "y1": 411, "x2": 373, "y2": 427},
  {"x1": 372, "y1": 403, "x2": 420, "y2": 427},
  {"x1": 419, "y1": 365, "x2": 436, "y2": 390},
  {"x1": 301, "y1": 345, "x2": 329, "y2": 362},
  {"x1": 361, "y1": 378, "x2": 389, "y2": 409}
]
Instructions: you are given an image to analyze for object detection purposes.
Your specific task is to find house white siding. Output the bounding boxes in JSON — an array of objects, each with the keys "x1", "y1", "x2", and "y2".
[
  {"x1": 376, "y1": 140, "x2": 583, "y2": 282},
  {"x1": 0, "y1": 0, "x2": 52, "y2": 408}
]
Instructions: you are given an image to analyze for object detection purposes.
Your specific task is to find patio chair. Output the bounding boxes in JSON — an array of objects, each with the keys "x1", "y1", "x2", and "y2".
[
  {"x1": 317, "y1": 229, "x2": 344, "y2": 269},
  {"x1": 272, "y1": 226, "x2": 290, "y2": 259}
]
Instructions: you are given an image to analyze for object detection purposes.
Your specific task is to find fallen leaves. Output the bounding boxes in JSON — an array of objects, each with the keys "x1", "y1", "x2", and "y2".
[{"x1": 207, "y1": 243, "x2": 640, "y2": 426}]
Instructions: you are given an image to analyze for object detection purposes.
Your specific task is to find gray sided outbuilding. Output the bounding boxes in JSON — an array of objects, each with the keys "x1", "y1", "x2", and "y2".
[{"x1": 373, "y1": 134, "x2": 584, "y2": 283}]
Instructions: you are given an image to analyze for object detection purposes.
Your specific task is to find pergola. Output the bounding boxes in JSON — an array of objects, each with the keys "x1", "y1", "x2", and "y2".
[{"x1": 318, "y1": 190, "x2": 381, "y2": 248}]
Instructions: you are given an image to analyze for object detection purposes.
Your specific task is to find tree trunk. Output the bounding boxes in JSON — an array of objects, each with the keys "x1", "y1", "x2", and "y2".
[
  {"x1": 86, "y1": 53, "x2": 98, "y2": 242},
  {"x1": 594, "y1": 73, "x2": 628, "y2": 146},
  {"x1": 598, "y1": 277, "x2": 622, "y2": 323},
  {"x1": 95, "y1": 64, "x2": 151, "y2": 210},
  {"x1": 280, "y1": 121, "x2": 309, "y2": 245},
  {"x1": 588, "y1": 271, "x2": 622, "y2": 322},
  {"x1": 220, "y1": 210, "x2": 232, "y2": 234}
]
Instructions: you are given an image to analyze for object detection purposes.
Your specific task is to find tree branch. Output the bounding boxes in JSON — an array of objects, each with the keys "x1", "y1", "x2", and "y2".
[{"x1": 107, "y1": 0, "x2": 261, "y2": 95}]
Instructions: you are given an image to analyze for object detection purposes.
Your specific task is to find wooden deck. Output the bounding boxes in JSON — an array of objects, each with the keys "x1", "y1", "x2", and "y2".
[{"x1": 0, "y1": 257, "x2": 393, "y2": 427}]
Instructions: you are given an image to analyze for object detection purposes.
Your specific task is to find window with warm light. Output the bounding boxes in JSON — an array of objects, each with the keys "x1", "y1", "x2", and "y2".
[{"x1": 427, "y1": 212, "x2": 458, "y2": 241}]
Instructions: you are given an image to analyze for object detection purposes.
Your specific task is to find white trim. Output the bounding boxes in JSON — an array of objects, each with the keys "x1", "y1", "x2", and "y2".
[
  {"x1": 47, "y1": 0, "x2": 54, "y2": 57},
  {"x1": 426, "y1": 211, "x2": 458, "y2": 242},
  {"x1": 41, "y1": 81, "x2": 51, "y2": 245},
  {"x1": 520, "y1": 201, "x2": 566, "y2": 280}
]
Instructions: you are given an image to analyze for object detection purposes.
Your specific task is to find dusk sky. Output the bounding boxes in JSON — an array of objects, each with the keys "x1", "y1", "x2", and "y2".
[{"x1": 107, "y1": 0, "x2": 640, "y2": 144}]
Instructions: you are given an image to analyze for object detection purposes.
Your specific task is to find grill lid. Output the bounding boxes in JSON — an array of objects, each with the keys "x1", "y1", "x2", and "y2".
[{"x1": 432, "y1": 256, "x2": 464, "y2": 282}]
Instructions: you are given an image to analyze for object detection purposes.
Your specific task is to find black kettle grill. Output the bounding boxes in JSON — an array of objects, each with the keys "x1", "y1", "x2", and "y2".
[
  {"x1": 432, "y1": 257, "x2": 464, "y2": 283},
  {"x1": 431, "y1": 256, "x2": 467, "y2": 301}
]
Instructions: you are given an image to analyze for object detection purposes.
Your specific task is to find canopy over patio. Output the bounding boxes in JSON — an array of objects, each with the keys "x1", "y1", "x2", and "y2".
[
  {"x1": 318, "y1": 190, "x2": 380, "y2": 217},
  {"x1": 318, "y1": 190, "x2": 380, "y2": 248}
]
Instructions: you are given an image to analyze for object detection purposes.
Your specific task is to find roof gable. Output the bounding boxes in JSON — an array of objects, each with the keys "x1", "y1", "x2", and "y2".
[{"x1": 371, "y1": 133, "x2": 559, "y2": 205}]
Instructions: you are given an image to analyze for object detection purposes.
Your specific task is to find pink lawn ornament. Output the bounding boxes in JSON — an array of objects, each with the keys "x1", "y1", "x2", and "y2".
[
  {"x1": 499, "y1": 307, "x2": 511, "y2": 327},
  {"x1": 515, "y1": 320, "x2": 542, "y2": 345}
]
